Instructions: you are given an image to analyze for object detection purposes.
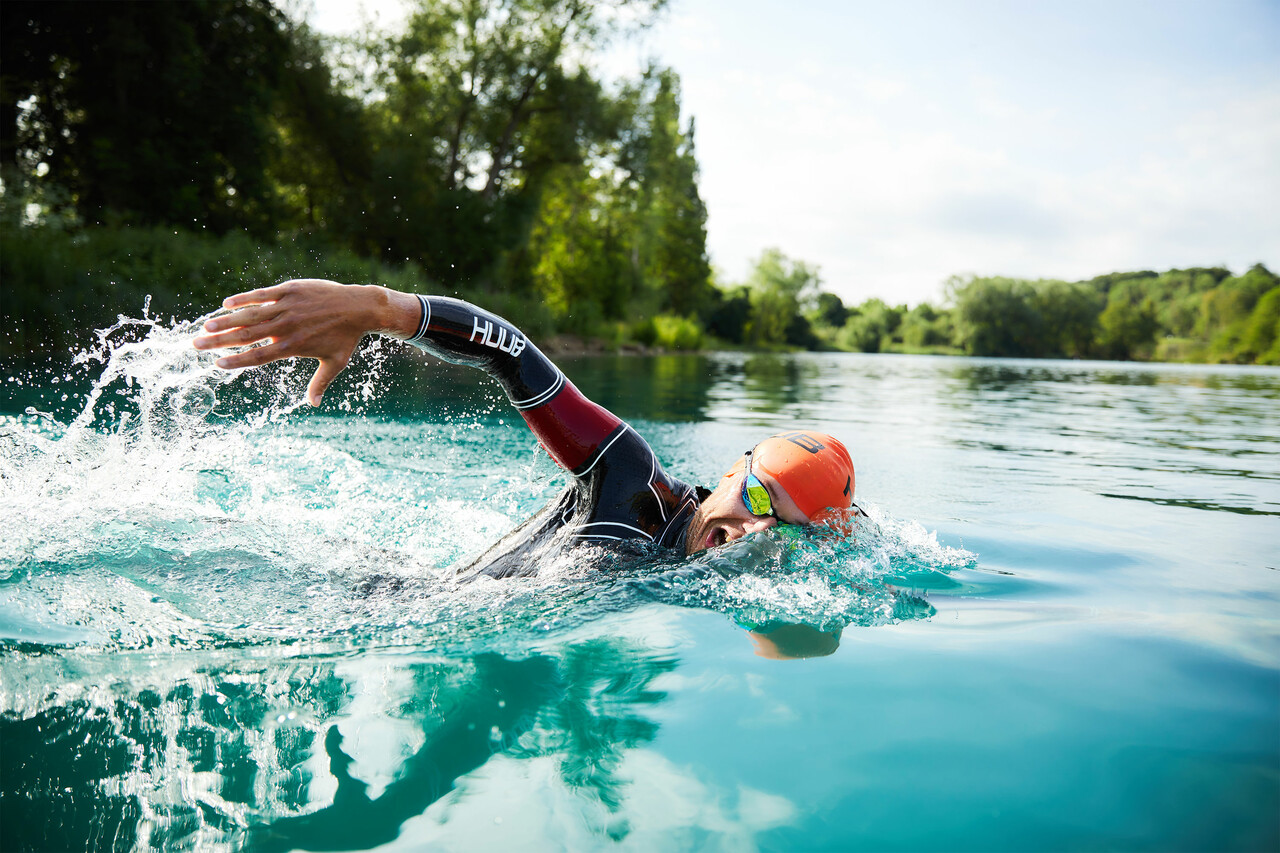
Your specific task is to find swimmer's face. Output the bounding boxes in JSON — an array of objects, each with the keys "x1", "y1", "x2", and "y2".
[{"x1": 684, "y1": 459, "x2": 811, "y2": 554}]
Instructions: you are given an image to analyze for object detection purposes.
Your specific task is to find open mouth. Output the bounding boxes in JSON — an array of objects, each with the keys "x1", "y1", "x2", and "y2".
[{"x1": 706, "y1": 526, "x2": 729, "y2": 549}]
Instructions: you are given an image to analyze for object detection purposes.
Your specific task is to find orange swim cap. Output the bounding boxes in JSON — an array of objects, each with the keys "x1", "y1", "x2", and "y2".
[{"x1": 726, "y1": 431, "x2": 855, "y2": 522}]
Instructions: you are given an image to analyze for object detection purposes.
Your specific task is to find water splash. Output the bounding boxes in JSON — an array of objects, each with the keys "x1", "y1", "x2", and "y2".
[
  {"x1": 612, "y1": 507, "x2": 972, "y2": 635},
  {"x1": 2, "y1": 308, "x2": 972, "y2": 657},
  {"x1": 0, "y1": 312, "x2": 976, "y2": 851},
  {"x1": 0, "y1": 304, "x2": 425, "y2": 651}
]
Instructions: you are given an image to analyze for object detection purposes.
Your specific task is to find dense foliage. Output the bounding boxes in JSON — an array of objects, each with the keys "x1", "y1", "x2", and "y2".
[
  {"x1": 1, "y1": 1, "x2": 1274, "y2": 364},
  {"x1": 2, "y1": 0, "x2": 717, "y2": 354},
  {"x1": 941, "y1": 267, "x2": 1280, "y2": 364},
  {"x1": 800, "y1": 266, "x2": 1277, "y2": 365}
]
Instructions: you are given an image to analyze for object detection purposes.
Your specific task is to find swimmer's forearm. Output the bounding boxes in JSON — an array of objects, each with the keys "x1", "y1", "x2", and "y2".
[{"x1": 369, "y1": 286, "x2": 425, "y2": 340}]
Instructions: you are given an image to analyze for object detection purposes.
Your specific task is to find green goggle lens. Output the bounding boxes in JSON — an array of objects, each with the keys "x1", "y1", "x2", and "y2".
[{"x1": 742, "y1": 473, "x2": 774, "y2": 517}]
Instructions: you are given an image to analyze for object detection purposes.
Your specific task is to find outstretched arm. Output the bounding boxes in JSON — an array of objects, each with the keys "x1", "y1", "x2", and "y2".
[
  {"x1": 193, "y1": 279, "x2": 624, "y2": 475},
  {"x1": 193, "y1": 279, "x2": 419, "y2": 407}
]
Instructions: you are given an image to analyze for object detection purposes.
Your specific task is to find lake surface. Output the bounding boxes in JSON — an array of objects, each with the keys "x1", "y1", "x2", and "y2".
[{"x1": 2, "y1": 317, "x2": 1278, "y2": 852}]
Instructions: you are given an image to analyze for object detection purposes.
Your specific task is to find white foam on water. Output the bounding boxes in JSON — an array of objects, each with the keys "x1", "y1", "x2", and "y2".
[
  {"x1": 1, "y1": 309, "x2": 973, "y2": 656},
  {"x1": 0, "y1": 312, "x2": 980, "y2": 852}
]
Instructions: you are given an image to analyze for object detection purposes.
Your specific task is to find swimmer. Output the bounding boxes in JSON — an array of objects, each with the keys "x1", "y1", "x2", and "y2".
[{"x1": 193, "y1": 279, "x2": 860, "y2": 578}]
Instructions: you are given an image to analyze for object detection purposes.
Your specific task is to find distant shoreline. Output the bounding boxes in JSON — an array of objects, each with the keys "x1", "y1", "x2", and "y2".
[{"x1": 2, "y1": 222, "x2": 1275, "y2": 368}]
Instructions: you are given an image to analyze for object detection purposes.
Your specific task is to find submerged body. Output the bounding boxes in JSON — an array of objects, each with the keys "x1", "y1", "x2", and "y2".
[
  {"x1": 192, "y1": 280, "x2": 858, "y2": 572},
  {"x1": 406, "y1": 295, "x2": 702, "y2": 576}
]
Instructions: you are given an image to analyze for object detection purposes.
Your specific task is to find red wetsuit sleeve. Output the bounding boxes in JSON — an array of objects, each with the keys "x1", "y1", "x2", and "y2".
[
  {"x1": 520, "y1": 381, "x2": 623, "y2": 474},
  {"x1": 404, "y1": 295, "x2": 624, "y2": 475}
]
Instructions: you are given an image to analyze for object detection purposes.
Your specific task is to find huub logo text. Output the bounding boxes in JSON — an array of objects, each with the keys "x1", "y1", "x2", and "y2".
[{"x1": 471, "y1": 316, "x2": 527, "y2": 357}]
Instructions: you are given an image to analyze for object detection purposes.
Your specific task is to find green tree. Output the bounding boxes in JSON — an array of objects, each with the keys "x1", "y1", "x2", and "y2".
[
  {"x1": 1167, "y1": 269, "x2": 1229, "y2": 336},
  {"x1": 267, "y1": 22, "x2": 374, "y2": 237},
  {"x1": 626, "y1": 71, "x2": 713, "y2": 319},
  {"x1": 811, "y1": 292, "x2": 849, "y2": 329},
  {"x1": 2, "y1": 0, "x2": 292, "y2": 233},
  {"x1": 947, "y1": 275, "x2": 1044, "y2": 357},
  {"x1": 744, "y1": 249, "x2": 820, "y2": 346},
  {"x1": 361, "y1": 0, "x2": 664, "y2": 286},
  {"x1": 1096, "y1": 292, "x2": 1158, "y2": 360},
  {"x1": 519, "y1": 66, "x2": 709, "y2": 335},
  {"x1": 899, "y1": 302, "x2": 953, "y2": 349},
  {"x1": 837, "y1": 299, "x2": 898, "y2": 352},
  {"x1": 1033, "y1": 280, "x2": 1103, "y2": 357},
  {"x1": 1239, "y1": 287, "x2": 1280, "y2": 365},
  {"x1": 705, "y1": 284, "x2": 752, "y2": 345},
  {"x1": 524, "y1": 164, "x2": 631, "y2": 332},
  {"x1": 1192, "y1": 264, "x2": 1279, "y2": 362}
]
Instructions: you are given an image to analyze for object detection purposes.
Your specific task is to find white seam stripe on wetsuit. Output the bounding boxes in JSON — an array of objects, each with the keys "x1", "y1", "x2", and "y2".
[{"x1": 401, "y1": 295, "x2": 700, "y2": 577}]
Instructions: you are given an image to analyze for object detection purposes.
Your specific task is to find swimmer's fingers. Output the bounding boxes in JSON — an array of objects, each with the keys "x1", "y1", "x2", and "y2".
[
  {"x1": 200, "y1": 304, "x2": 283, "y2": 335},
  {"x1": 199, "y1": 280, "x2": 372, "y2": 400},
  {"x1": 221, "y1": 279, "x2": 342, "y2": 311},
  {"x1": 307, "y1": 356, "x2": 351, "y2": 407},
  {"x1": 220, "y1": 286, "x2": 285, "y2": 310},
  {"x1": 193, "y1": 321, "x2": 281, "y2": 352},
  {"x1": 212, "y1": 340, "x2": 292, "y2": 370}
]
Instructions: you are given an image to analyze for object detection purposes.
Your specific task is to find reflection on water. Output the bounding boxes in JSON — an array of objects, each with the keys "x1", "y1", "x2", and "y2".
[
  {"x1": 737, "y1": 355, "x2": 823, "y2": 416},
  {"x1": 543, "y1": 353, "x2": 1280, "y2": 521},
  {"x1": 3, "y1": 326, "x2": 1278, "y2": 851},
  {"x1": 1099, "y1": 491, "x2": 1280, "y2": 517},
  {"x1": 562, "y1": 354, "x2": 721, "y2": 422},
  {"x1": 1, "y1": 632, "x2": 681, "y2": 851},
  {"x1": 552, "y1": 353, "x2": 826, "y2": 422},
  {"x1": 929, "y1": 359, "x2": 1280, "y2": 518},
  {"x1": 1, "y1": 324, "x2": 974, "y2": 851}
]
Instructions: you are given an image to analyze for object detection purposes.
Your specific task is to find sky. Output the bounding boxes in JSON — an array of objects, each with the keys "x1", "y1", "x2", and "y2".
[{"x1": 309, "y1": 0, "x2": 1280, "y2": 306}]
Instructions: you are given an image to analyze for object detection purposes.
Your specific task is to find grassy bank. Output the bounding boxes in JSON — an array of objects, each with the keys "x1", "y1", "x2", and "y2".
[
  {"x1": 5, "y1": 225, "x2": 1277, "y2": 366},
  {"x1": 1, "y1": 225, "x2": 726, "y2": 361},
  {"x1": 0, "y1": 225, "x2": 537, "y2": 359}
]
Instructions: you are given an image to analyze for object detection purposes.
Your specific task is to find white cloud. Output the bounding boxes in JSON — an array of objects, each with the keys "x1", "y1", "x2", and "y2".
[
  {"x1": 384, "y1": 750, "x2": 798, "y2": 851},
  {"x1": 307, "y1": 0, "x2": 1280, "y2": 306},
  {"x1": 637, "y1": 0, "x2": 1280, "y2": 305}
]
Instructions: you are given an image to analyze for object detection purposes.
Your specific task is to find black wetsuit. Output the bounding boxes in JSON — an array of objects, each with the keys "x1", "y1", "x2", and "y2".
[{"x1": 405, "y1": 296, "x2": 703, "y2": 578}]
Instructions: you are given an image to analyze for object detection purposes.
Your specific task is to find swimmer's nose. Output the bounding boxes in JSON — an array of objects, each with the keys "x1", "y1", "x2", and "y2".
[{"x1": 739, "y1": 516, "x2": 777, "y2": 538}]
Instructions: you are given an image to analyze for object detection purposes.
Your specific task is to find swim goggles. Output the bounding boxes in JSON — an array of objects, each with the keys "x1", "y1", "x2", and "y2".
[
  {"x1": 741, "y1": 448, "x2": 866, "y2": 522},
  {"x1": 741, "y1": 450, "x2": 780, "y2": 519}
]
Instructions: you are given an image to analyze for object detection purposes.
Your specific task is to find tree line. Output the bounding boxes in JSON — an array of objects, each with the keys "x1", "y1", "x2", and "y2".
[
  {"x1": 807, "y1": 265, "x2": 1277, "y2": 366},
  {"x1": 682, "y1": 252, "x2": 1278, "y2": 366},
  {"x1": 2, "y1": 0, "x2": 719, "y2": 353},
  {"x1": 2, "y1": 0, "x2": 1275, "y2": 365}
]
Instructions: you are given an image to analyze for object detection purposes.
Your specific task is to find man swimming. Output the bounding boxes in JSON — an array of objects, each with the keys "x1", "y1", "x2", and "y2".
[{"x1": 192, "y1": 279, "x2": 858, "y2": 577}]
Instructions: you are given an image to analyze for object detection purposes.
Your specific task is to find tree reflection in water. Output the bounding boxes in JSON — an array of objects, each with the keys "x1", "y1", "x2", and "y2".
[{"x1": 2, "y1": 637, "x2": 681, "y2": 851}]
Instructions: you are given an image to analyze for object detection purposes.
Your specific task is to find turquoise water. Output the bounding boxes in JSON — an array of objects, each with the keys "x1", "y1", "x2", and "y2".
[{"x1": 2, "y1": 314, "x2": 1278, "y2": 851}]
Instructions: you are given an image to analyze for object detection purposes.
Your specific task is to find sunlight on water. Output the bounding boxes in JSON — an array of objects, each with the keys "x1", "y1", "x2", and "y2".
[
  {"x1": 0, "y1": 316, "x2": 978, "y2": 850},
  {"x1": 3, "y1": 318, "x2": 1277, "y2": 852},
  {"x1": 1, "y1": 312, "x2": 965, "y2": 659}
]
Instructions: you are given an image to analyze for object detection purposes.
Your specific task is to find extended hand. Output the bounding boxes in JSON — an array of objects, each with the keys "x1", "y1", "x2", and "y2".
[{"x1": 193, "y1": 279, "x2": 413, "y2": 407}]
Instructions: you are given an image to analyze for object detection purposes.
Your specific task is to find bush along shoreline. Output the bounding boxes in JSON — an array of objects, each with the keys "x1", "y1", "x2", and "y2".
[
  {"x1": 2, "y1": 223, "x2": 1275, "y2": 366},
  {"x1": 4, "y1": 4, "x2": 1272, "y2": 367}
]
